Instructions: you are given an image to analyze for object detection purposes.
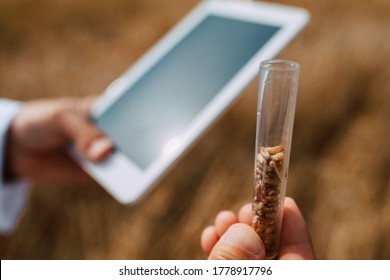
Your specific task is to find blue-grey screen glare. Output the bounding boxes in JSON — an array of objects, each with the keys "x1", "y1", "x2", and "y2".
[{"x1": 96, "y1": 15, "x2": 279, "y2": 169}]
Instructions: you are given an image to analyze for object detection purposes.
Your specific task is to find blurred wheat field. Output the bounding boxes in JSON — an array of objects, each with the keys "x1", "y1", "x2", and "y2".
[{"x1": 0, "y1": 0, "x2": 389, "y2": 259}]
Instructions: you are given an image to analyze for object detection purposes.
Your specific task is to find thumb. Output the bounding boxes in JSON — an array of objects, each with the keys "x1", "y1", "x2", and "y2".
[
  {"x1": 208, "y1": 223, "x2": 266, "y2": 260},
  {"x1": 56, "y1": 98, "x2": 114, "y2": 161}
]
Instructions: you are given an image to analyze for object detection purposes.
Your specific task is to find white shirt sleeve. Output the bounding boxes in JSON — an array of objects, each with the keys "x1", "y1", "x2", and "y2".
[{"x1": 0, "y1": 99, "x2": 31, "y2": 234}]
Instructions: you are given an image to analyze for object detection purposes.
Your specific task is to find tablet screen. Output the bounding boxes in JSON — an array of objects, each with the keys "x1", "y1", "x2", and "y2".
[{"x1": 96, "y1": 15, "x2": 279, "y2": 169}]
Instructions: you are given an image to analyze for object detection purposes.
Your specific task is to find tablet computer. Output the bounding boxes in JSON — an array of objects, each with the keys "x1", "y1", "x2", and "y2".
[{"x1": 72, "y1": 0, "x2": 309, "y2": 204}]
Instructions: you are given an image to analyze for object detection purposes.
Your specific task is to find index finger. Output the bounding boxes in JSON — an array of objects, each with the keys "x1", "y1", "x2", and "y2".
[{"x1": 278, "y1": 197, "x2": 316, "y2": 259}]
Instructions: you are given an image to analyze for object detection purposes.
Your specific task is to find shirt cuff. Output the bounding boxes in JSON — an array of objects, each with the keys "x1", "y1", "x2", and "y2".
[
  {"x1": 0, "y1": 180, "x2": 31, "y2": 234},
  {"x1": 0, "y1": 98, "x2": 31, "y2": 234}
]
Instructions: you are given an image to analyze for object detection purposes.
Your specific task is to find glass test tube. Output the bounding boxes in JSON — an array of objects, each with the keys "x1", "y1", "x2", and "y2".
[{"x1": 252, "y1": 59, "x2": 300, "y2": 259}]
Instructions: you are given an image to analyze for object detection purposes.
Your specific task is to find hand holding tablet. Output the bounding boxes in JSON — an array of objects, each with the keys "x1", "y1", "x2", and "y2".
[{"x1": 71, "y1": 0, "x2": 309, "y2": 204}]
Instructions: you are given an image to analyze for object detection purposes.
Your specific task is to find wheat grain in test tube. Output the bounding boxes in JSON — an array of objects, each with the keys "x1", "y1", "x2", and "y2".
[{"x1": 252, "y1": 60, "x2": 300, "y2": 259}]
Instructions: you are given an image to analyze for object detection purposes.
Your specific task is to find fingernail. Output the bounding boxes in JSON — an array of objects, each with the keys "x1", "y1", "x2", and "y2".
[
  {"x1": 220, "y1": 224, "x2": 265, "y2": 258},
  {"x1": 87, "y1": 138, "x2": 113, "y2": 160}
]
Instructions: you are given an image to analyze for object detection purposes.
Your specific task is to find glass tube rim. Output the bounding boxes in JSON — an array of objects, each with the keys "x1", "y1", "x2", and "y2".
[{"x1": 260, "y1": 59, "x2": 300, "y2": 72}]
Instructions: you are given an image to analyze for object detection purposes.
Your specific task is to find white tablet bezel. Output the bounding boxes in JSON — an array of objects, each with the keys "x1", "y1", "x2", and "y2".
[{"x1": 74, "y1": 0, "x2": 309, "y2": 204}]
